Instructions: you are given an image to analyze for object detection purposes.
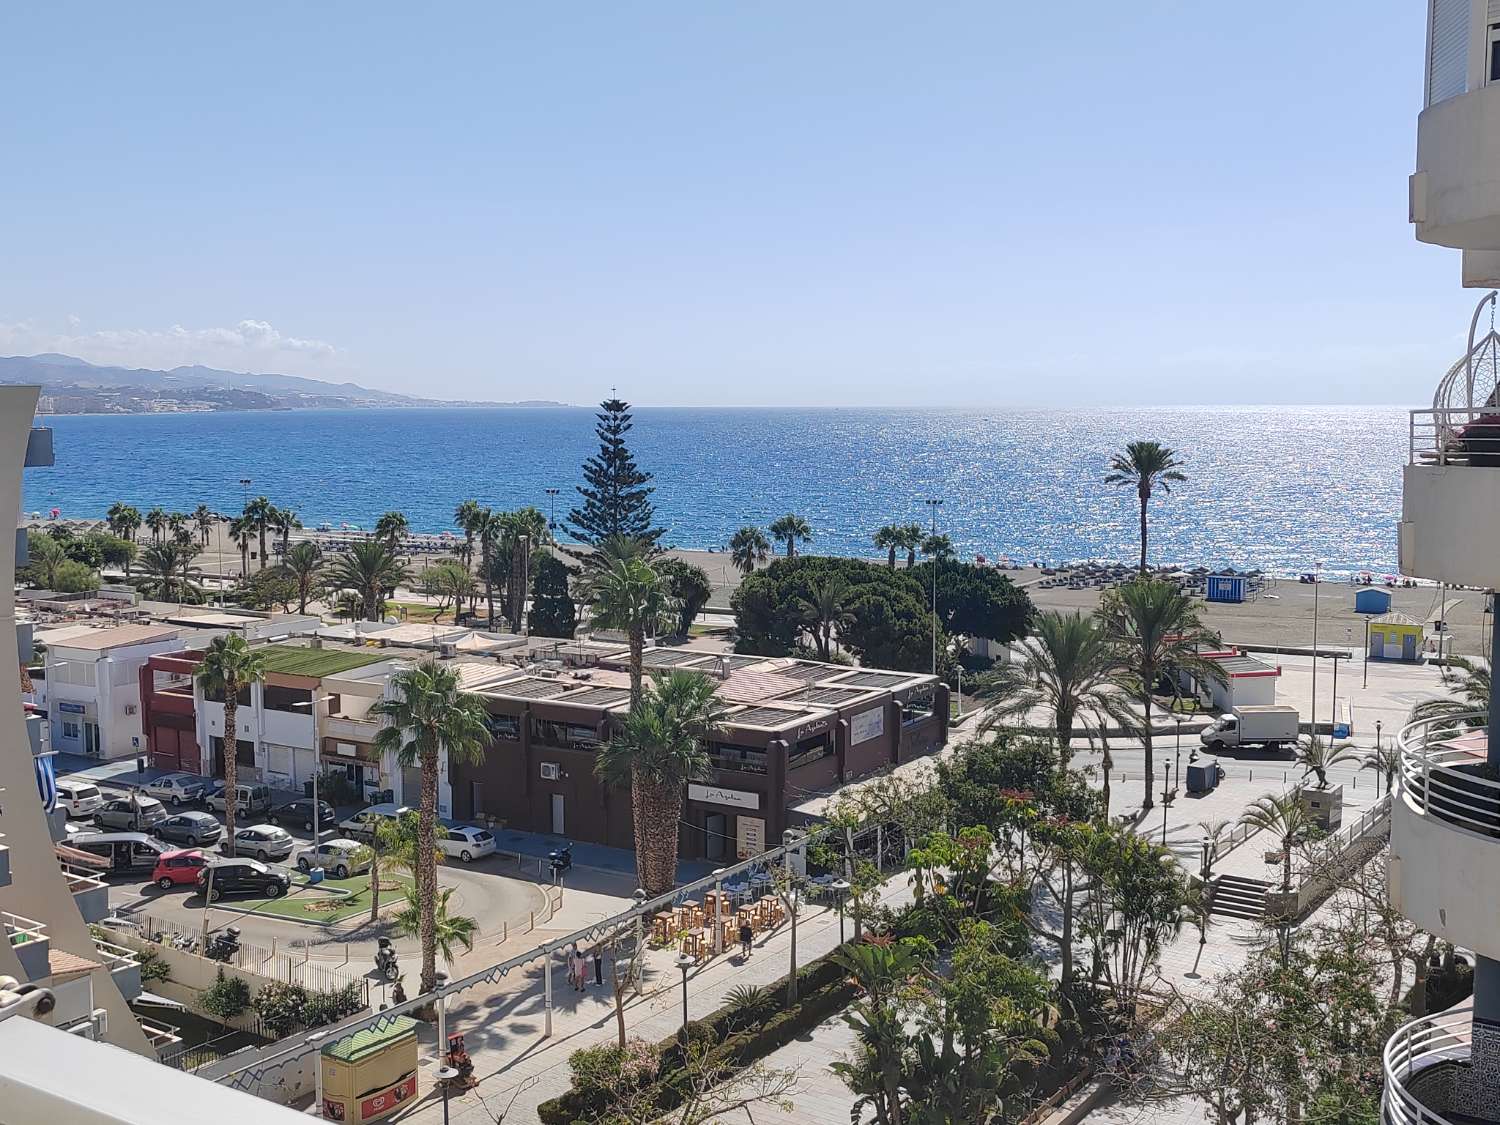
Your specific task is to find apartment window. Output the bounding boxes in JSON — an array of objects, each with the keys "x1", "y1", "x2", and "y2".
[
  {"x1": 262, "y1": 685, "x2": 313, "y2": 714},
  {"x1": 62, "y1": 720, "x2": 80, "y2": 739},
  {"x1": 1490, "y1": 25, "x2": 1500, "y2": 83}
]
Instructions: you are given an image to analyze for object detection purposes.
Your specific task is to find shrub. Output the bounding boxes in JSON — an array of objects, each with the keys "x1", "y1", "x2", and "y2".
[
  {"x1": 136, "y1": 948, "x2": 171, "y2": 984},
  {"x1": 253, "y1": 982, "x2": 307, "y2": 1038},
  {"x1": 200, "y1": 969, "x2": 251, "y2": 1023},
  {"x1": 302, "y1": 982, "x2": 365, "y2": 1029}
]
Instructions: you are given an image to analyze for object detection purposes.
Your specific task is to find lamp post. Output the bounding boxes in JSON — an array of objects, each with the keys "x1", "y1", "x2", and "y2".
[
  {"x1": 675, "y1": 953, "x2": 695, "y2": 1042},
  {"x1": 832, "y1": 878, "x2": 851, "y2": 945},
  {"x1": 632, "y1": 888, "x2": 647, "y2": 995},
  {"x1": 433, "y1": 1065, "x2": 460, "y2": 1125},
  {"x1": 308, "y1": 1030, "x2": 330, "y2": 1118},
  {"x1": 925, "y1": 498, "x2": 943, "y2": 676},
  {"x1": 1175, "y1": 717, "x2": 1184, "y2": 792},
  {"x1": 1364, "y1": 617, "x2": 1370, "y2": 689},
  {"x1": 1310, "y1": 562, "x2": 1322, "y2": 739},
  {"x1": 1161, "y1": 761, "x2": 1171, "y2": 845},
  {"x1": 544, "y1": 488, "x2": 559, "y2": 531}
]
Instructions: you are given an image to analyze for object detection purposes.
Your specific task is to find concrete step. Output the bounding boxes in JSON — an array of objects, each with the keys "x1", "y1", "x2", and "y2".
[{"x1": 1210, "y1": 875, "x2": 1269, "y2": 920}]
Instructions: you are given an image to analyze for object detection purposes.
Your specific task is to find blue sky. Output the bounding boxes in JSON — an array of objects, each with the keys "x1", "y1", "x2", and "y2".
[{"x1": 0, "y1": 2, "x2": 1467, "y2": 406}]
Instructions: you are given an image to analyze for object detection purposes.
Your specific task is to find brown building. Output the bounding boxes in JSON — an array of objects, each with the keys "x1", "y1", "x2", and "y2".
[{"x1": 446, "y1": 645, "x2": 949, "y2": 862}]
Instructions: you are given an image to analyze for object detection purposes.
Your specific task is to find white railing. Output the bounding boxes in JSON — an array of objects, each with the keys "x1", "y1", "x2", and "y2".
[
  {"x1": 1397, "y1": 712, "x2": 1500, "y2": 838},
  {"x1": 90, "y1": 937, "x2": 139, "y2": 971},
  {"x1": 1410, "y1": 407, "x2": 1500, "y2": 466},
  {"x1": 1383, "y1": 1006, "x2": 1472, "y2": 1124},
  {"x1": 2, "y1": 911, "x2": 47, "y2": 946}
]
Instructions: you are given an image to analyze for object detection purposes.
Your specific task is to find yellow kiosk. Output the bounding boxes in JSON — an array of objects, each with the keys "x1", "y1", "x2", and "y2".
[{"x1": 320, "y1": 1015, "x2": 419, "y2": 1123}]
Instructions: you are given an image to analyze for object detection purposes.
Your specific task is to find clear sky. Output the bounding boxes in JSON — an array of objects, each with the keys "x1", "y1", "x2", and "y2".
[{"x1": 0, "y1": 2, "x2": 1470, "y2": 407}]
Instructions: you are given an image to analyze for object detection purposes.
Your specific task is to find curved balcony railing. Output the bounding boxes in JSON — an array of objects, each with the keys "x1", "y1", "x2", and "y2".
[
  {"x1": 1383, "y1": 1006, "x2": 1473, "y2": 1124},
  {"x1": 1397, "y1": 712, "x2": 1500, "y2": 838}
]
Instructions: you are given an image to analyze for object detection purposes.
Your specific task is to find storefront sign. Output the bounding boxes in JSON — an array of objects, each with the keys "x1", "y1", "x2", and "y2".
[
  {"x1": 57, "y1": 701, "x2": 86, "y2": 714},
  {"x1": 335, "y1": 741, "x2": 357, "y2": 757},
  {"x1": 687, "y1": 783, "x2": 759, "y2": 811},
  {"x1": 850, "y1": 706, "x2": 884, "y2": 745},
  {"x1": 360, "y1": 1072, "x2": 417, "y2": 1119},
  {"x1": 736, "y1": 815, "x2": 766, "y2": 858},
  {"x1": 795, "y1": 719, "x2": 829, "y2": 740}
]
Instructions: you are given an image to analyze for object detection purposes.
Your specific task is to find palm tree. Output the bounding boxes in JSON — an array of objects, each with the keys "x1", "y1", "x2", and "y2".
[
  {"x1": 454, "y1": 499, "x2": 483, "y2": 569},
  {"x1": 326, "y1": 540, "x2": 410, "y2": 622},
  {"x1": 728, "y1": 526, "x2": 771, "y2": 576},
  {"x1": 145, "y1": 506, "x2": 168, "y2": 544},
  {"x1": 768, "y1": 514, "x2": 812, "y2": 558},
  {"x1": 358, "y1": 814, "x2": 422, "y2": 924},
  {"x1": 587, "y1": 556, "x2": 677, "y2": 704},
  {"x1": 371, "y1": 660, "x2": 490, "y2": 995},
  {"x1": 374, "y1": 510, "x2": 410, "y2": 547},
  {"x1": 798, "y1": 575, "x2": 851, "y2": 661},
  {"x1": 227, "y1": 516, "x2": 253, "y2": 578},
  {"x1": 107, "y1": 502, "x2": 142, "y2": 543},
  {"x1": 920, "y1": 533, "x2": 954, "y2": 561},
  {"x1": 895, "y1": 523, "x2": 924, "y2": 568},
  {"x1": 1239, "y1": 792, "x2": 1312, "y2": 895},
  {"x1": 1105, "y1": 441, "x2": 1187, "y2": 574},
  {"x1": 195, "y1": 635, "x2": 267, "y2": 855},
  {"x1": 1411, "y1": 654, "x2": 1490, "y2": 722},
  {"x1": 873, "y1": 524, "x2": 902, "y2": 569},
  {"x1": 241, "y1": 496, "x2": 274, "y2": 570},
  {"x1": 1099, "y1": 578, "x2": 1224, "y2": 812},
  {"x1": 397, "y1": 886, "x2": 477, "y2": 965},
  {"x1": 271, "y1": 507, "x2": 301, "y2": 556},
  {"x1": 502, "y1": 507, "x2": 548, "y2": 630},
  {"x1": 284, "y1": 541, "x2": 325, "y2": 614},
  {"x1": 474, "y1": 508, "x2": 505, "y2": 628},
  {"x1": 138, "y1": 542, "x2": 201, "y2": 603},
  {"x1": 596, "y1": 671, "x2": 727, "y2": 894},
  {"x1": 976, "y1": 610, "x2": 1133, "y2": 767},
  {"x1": 170, "y1": 515, "x2": 195, "y2": 549},
  {"x1": 192, "y1": 504, "x2": 216, "y2": 548},
  {"x1": 1294, "y1": 734, "x2": 1358, "y2": 790},
  {"x1": 831, "y1": 938, "x2": 926, "y2": 1125},
  {"x1": 1361, "y1": 742, "x2": 1401, "y2": 796}
]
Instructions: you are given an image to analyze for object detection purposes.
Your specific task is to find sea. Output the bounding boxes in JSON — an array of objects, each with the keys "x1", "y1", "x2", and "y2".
[{"x1": 22, "y1": 405, "x2": 1406, "y2": 578}]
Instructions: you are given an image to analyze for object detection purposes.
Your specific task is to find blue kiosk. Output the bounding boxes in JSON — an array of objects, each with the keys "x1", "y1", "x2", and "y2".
[{"x1": 1206, "y1": 574, "x2": 1248, "y2": 604}]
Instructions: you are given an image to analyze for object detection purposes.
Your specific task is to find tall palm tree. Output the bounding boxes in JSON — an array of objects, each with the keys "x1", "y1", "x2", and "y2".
[
  {"x1": 1411, "y1": 654, "x2": 1490, "y2": 722},
  {"x1": 195, "y1": 635, "x2": 266, "y2": 855},
  {"x1": 873, "y1": 524, "x2": 902, "y2": 569},
  {"x1": 1099, "y1": 578, "x2": 1224, "y2": 812},
  {"x1": 1239, "y1": 792, "x2": 1312, "y2": 895},
  {"x1": 284, "y1": 541, "x2": 325, "y2": 614},
  {"x1": 374, "y1": 510, "x2": 410, "y2": 547},
  {"x1": 138, "y1": 542, "x2": 201, "y2": 603},
  {"x1": 596, "y1": 671, "x2": 727, "y2": 894},
  {"x1": 170, "y1": 514, "x2": 195, "y2": 549},
  {"x1": 920, "y1": 533, "x2": 954, "y2": 561},
  {"x1": 976, "y1": 610, "x2": 1133, "y2": 767},
  {"x1": 798, "y1": 575, "x2": 851, "y2": 661},
  {"x1": 587, "y1": 556, "x2": 677, "y2": 704},
  {"x1": 454, "y1": 499, "x2": 483, "y2": 569},
  {"x1": 473, "y1": 508, "x2": 505, "y2": 628},
  {"x1": 768, "y1": 514, "x2": 812, "y2": 558},
  {"x1": 1294, "y1": 734, "x2": 1358, "y2": 790},
  {"x1": 1361, "y1": 742, "x2": 1401, "y2": 796},
  {"x1": 1105, "y1": 441, "x2": 1187, "y2": 574},
  {"x1": 192, "y1": 504, "x2": 216, "y2": 548},
  {"x1": 896, "y1": 523, "x2": 924, "y2": 568},
  {"x1": 502, "y1": 507, "x2": 548, "y2": 630},
  {"x1": 271, "y1": 507, "x2": 301, "y2": 556},
  {"x1": 145, "y1": 506, "x2": 168, "y2": 544},
  {"x1": 728, "y1": 526, "x2": 771, "y2": 576},
  {"x1": 326, "y1": 539, "x2": 410, "y2": 622},
  {"x1": 371, "y1": 660, "x2": 490, "y2": 994},
  {"x1": 397, "y1": 885, "x2": 477, "y2": 965},
  {"x1": 107, "y1": 502, "x2": 142, "y2": 543},
  {"x1": 227, "y1": 516, "x2": 253, "y2": 578},
  {"x1": 242, "y1": 496, "x2": 273, "y2": 570}
]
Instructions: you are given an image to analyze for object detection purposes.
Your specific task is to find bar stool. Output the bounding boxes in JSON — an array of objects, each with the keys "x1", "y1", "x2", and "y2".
[{"x1": 653, "y1": 912, "x2": 675, "y2": 942}]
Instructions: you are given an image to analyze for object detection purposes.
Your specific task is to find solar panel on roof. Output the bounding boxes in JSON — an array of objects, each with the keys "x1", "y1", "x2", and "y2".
[
  {"x1": 835, "y1": 671, "x2": 910, "y2": 689},
  {"x1": 557, "y1": 687, "x2": 631, "y2": 706},
  {"x1": 714, "y1": 655, "x2": 765, "y2": 671},
  {"x1": 640, "y1": 649, "x2": 714, "y2": 667},
  {"x1": 728, "y1": 706, "x2": 807, "y2": 728},
  {"x1": 771, "y1": 663, "x2": 834, "y2": 683},
  {"x1": 786, "y1": 686, "x2": 872, "y2": 706},
  {"x1": 493, "y1": 677, "x2": 574, "y2": 699}
]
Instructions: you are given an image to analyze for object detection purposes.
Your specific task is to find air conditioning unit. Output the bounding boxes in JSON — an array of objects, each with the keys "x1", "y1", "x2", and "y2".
[{"x1": 539, "y1": 763, "x2": 561, "y2": 781}]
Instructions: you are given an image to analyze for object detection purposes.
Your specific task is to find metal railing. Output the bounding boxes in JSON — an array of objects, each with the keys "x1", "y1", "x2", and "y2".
[
  {"x1": 1383, "y1": 1005, "x2": 1472, "y2": 1124},
  {"x1": 1397, "y1": 712, "x2": 1500, "y2": 837},
  {"x1": 90, "y1": 937, "x2": 140, "y2": 970},
  {"x1": 1409, "y1": 407, "x2": 1500, "y2": 466},
  {"x1": 2, "y1": 911, "x2": 47, "y2": 945}
]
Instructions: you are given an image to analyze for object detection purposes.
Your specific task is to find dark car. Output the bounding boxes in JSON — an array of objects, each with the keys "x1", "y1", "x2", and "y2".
[
  {"x1": 154, "y1": 811, "x2": 223, "y2": 848},
  {"x1": 93, "y1": 796, "x2": 168, "y2": 831},
  {"x1": 266, "y1": 799, "x2": 336, "y2": 833},
  {"x1": 198, "y1": 858, "x2": 291, "y2": 901}
]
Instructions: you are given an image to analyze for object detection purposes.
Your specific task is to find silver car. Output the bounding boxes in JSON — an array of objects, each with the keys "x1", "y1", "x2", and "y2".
[
  {"x1": 226, "y1": 824, "x2": 295, "y2": 862},
  {"x1": 143, "y1": 773, "x2": 207, "y2": 807}
]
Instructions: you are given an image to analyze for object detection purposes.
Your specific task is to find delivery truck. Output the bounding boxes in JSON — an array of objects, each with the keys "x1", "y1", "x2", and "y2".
[{"x1": 1199, "y1": 705, "x2": 1300, "y2": 752}]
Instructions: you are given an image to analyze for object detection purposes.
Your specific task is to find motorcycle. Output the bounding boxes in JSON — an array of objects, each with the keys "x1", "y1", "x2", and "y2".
[
  {"x1": 206, "y1": 926, "x2": 241, "y2": 963},
  {"x1": 547, "y1": 842, "x2": 573, "y2": 875},
  {"x1": 374, "y1": 937, "x2": 400, "y2": 982}
]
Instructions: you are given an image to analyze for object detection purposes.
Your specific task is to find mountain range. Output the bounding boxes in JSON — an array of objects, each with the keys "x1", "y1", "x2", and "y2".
[{"x1": 0, "y1": 353, "x2": 563, "y2": 412}]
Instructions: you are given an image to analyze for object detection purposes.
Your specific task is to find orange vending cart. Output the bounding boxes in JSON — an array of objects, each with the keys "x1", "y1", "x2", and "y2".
[{"x1": 319, "y1": 1015, "x2": 420, "y2": 1123}]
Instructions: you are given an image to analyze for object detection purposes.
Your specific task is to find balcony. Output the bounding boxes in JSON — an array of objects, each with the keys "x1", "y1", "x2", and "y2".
[
  {"x1": 324, "y1": 714, "x2": 379, "y2": 743},
  {"x1": 1383, "y1": 1003, "x2": 1500, "y2": 1124},
  {"x1": 15, "y1": 526, "x2": 26, "y2": 569},
  {"x1": 63, "y1": 868, "x2": 111, "y2": 924},
  {"x1": 1412, "y1": 77, "x2": 1500, "y2": 252},
  {"x1": 0, "y1": 836, "x2": 8, "y2": 889},
  {"x1": 4, "y1": 912, "x2": 50, "y2": 982},
  {"x1": 1400, "y1": 408, "x2": 1500, "y2": 589},
  {"x1": 91, "y1": 937, "x2": 142, "y2": 1002},
  {"x1": 24, "y1": 426, "x2": 53, "y2": 468},
  {"x1": 1389, "y1": 712, "x2": 1500, "y2": 958}
]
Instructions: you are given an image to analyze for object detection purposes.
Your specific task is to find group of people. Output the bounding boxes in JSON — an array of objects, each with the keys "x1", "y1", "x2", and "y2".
[{"x1": 565, "y1": 943, "x2": 606, "y2": 992}]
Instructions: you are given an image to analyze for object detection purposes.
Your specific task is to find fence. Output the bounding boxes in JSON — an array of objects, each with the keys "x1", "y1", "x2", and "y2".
[{"x1": 1265, "y1": 792, "x2": 1393, "y2": 922}]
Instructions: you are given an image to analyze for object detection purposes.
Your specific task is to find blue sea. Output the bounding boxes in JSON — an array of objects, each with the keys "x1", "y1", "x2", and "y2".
[{"x1": 23, "y1": 406, "x2": 1405, "y2": 577}]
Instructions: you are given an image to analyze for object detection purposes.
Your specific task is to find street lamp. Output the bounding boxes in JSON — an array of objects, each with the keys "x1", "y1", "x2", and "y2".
[
  {"x1": 631, "y1": 888, "x2": 648, "y2": 995},
  {"x1": 675, "y1": 953, "x2": 695, "y2": 1042},
  {"x1": 544, "y1": 488, "x2": 560, "y2": 531},
  {"x1": 1310, "y1": 562, "x2": 1323, "y2": 739},
  {"x1": 831, "y1": 878, "x2": 851, "y2": 945},
  {"x1": 1161, "y1": 761, "x2": 1171, "y2": 845},
  {"x1": 1175, "y1": 717, "x2": 1184, "y2": 791},
  {"x1": 925, "y1": 498, "x2": 943, "y2": 676},
  {"x1": 433, "y1": 1065, "x2": 460, "y2": 1125}
]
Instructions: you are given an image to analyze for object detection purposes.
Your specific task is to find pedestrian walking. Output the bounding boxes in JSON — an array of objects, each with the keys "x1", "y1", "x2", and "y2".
[
  {"x1": 572, "y1": 947, "x2": 587, "y2": 992},
  {"x1": 738, "y1": 920, "x2": 753, "y2": 959},
  {"x1": 592, "y1": 945, "x2": 603, "y2": 987},
  {"x1": 564, "y1": 943, "x2": 578, "y2": 990}
]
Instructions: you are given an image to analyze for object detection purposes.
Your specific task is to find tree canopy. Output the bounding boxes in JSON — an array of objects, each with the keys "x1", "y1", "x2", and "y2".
[
  {"x1": 529, "y1": 551, "x2": 578, "y2": 638},
  {"x1": 911, "y1": 558, "x2": 1033, "y2": 643},
  {"x1": 567, "y1": 398, "x2": 662, "y2": 549}
]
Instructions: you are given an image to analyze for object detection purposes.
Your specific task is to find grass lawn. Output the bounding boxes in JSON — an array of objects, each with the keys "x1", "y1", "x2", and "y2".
[
  {"x1": 229, "y1": 871, "x2": 415, "y2": 926},
  {"x1": 388, "y1": 601, "x2": 447, "y2": 623}
]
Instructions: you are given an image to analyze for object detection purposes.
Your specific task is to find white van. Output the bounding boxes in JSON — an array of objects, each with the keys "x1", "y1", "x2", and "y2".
[
  {"x1": 55, "y1": 781, "x2": 105, "y2": 819},
  {"x1": 337, "y1": 803, "x2": 412, "y2": 842}
]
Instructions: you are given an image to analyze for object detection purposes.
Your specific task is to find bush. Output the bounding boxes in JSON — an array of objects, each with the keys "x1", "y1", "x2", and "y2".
[
  {"x1": 253, "y1": 982, "x2": 307, "y2": 1038},
  {"x1": 302, "y1": 982, "x2": 365, "y2": 1028},
  {"x1": 200, "y1": 969, "x2": 251, "y2": 1023},
  {"x1": 136, "y1": 947, "x2": 171, "y2": 984}
]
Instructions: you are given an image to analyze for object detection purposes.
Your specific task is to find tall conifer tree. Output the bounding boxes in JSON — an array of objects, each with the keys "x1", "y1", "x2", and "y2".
[{"x1": 567, "y1": 398, "x2": 663, "y2": 550}]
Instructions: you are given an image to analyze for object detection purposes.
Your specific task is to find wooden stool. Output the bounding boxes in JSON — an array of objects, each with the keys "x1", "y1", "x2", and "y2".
[{"x1": 653, "y1": 912, "x2": 674, "y2": 942}]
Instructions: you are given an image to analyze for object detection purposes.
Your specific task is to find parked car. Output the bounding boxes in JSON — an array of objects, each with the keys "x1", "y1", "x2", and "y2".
[
  {"x1": 225, "y1": 824, "x2": 295, "y2": 862},
  {"x1": 295, "y1": 838, "x2": 370, "y2": 880},
  {"x1": 439, "y1": 824, "x2": 497, "y2": 863},
  {"x1": 267, "y1": 799, "x2": 336, "y2": 833},
  {"x1": 55, "y1": 781, "x2": 105, "y2": 819},
  {"x1": 151, "y1": 848, "x2": 209, "y2": 890},
  {"x1": 93, "y1": 796, "x2": 168, "y2": 831},
  {"x1": 154, "y1": 811, "x2": 223, "y2": 848},
  {"x1": 69, "y1": 832, "x2": 170, "y2": 875},
  {"x1": 143, "y1": 773, "x2": 207, "y2": 807},
  {"x1": 337, "y1": 802, "x2": 412, "y2": 842},
  {"x1": 205, "y1": 782, "x2": 272, "y2": 815},
  {"x1": 198, "y1": 858, "x2": 291, "y2": 900}
]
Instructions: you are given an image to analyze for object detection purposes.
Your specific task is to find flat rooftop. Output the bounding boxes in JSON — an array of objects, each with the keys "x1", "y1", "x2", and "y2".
[
  {"x1": 255, "y1": 644, "x2": 391, "y2": 678},
  {"x1": 45, "y1": 623, "x2": 178, "y2": 651}
]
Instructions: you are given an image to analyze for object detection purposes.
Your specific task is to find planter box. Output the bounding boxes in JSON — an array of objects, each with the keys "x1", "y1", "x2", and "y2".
[{"x1": 1298, "y1": 785, "x2": 1343, "y2": 832}]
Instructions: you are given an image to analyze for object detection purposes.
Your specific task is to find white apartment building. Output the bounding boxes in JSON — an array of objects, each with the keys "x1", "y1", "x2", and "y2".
[{"x1": 41, "y1": 624, "x2": 179, "y2": 761}]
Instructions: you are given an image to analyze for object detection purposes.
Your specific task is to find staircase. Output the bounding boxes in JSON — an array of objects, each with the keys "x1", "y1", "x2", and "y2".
[{"x1": 1210, "y1": 874, "x2": 1269, "y2": 920}]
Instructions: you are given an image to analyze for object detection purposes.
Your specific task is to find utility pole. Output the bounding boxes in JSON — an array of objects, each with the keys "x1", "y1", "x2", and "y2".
[
  {"x1": 544, "y1": 488, "x2": 559, "y2": 532},
  {"x1": 1310, "y1": 562, "x2": 1322, "y2": 738}
]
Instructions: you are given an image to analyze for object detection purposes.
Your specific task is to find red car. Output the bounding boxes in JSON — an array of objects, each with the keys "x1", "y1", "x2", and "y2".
[{"x1": 151, "y1": 848, "x2": 208, "y2": 890}]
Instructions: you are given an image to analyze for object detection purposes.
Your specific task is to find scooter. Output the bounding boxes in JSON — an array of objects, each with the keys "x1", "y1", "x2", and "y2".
[
  {"x1": 206, "y1": 926, "x2": 241, "y2": 963},
  {"x1": 374, "y1": 937, "x2": 400, "y2": 982},
  {"x1": 547, "y1": 842, "x2": 573, "y2": 875}
]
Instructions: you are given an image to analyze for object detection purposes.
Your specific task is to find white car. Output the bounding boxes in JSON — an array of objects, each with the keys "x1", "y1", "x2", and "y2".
[
  {"x1": 438, "y1": 825, "x2": 496, "y2": 863},
  {"x1": 227, "y1": 824, "x2": 296, "y2": 862},
  {"x1": 143, "y1": 773, "x2": 207, "y2": 807},
  {"x1": 295, "y1": 838, "x2": 371, "y2": 880},
  {"x1": 54, "y1": 781, "x2": 105, "y2": 819}
]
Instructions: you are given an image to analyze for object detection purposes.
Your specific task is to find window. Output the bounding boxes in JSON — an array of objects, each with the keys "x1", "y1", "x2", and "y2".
[
  {"x1": 530, "y1": 718, "x2": 601, "y2": 749},
  {"x1": 62, "y1": 720, "x2": 80, "y2": 739},
  {"x1": 1491, "y1": 25, "x2": 1500, "y2": 83},
  {"x1": 787, "y1": 733, "x2": 833, "y2": 770},
  {"x1": 708, "y1": 741, "x2": 767, "y2": 774},
  {"x1": 901, "y1": 688, "x2": 936, "y2": 726},
  {"x1": 488, "y1": 714, "x2": 521, "y2": 741},
  {"x1": 262, "y1": 685, "x2": 313, "y2": 714}
]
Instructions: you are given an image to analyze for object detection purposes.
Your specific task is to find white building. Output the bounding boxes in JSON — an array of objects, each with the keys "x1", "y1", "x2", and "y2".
[{"x1": 42, "y1": 624, "x2": 180, "y2": 761}]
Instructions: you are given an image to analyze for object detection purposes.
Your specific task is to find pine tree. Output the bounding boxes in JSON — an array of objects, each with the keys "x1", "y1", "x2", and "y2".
[
  {"x1": 567, "y1": 398, "x2": 663, "y2": 549},
  {"x1": 529, "y1": 552, "x2": 578, "y2": 638}
]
